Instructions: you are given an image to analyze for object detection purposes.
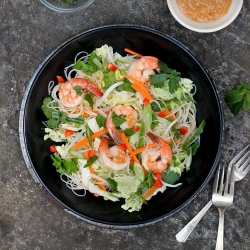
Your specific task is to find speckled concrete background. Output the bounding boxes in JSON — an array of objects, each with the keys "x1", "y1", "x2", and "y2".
[{"x1": 0, "y1": 1, "x2": 250, "y2": 249}]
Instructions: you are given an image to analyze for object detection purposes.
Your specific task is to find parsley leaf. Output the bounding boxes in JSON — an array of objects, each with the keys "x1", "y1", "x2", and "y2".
[
  {"x1": 123, "y1": 128, "x2": 135, "y2": 136},
  {"x1": 225, "y1": 83, "x2": 250, "y2": 116},
  {"x1": 84, "y1": 156, "x2": 98, "y2": 168},
  {"x1": 111, "y1": 112, "x2": 126, "y2": 127},
  {"x1": 96, "y1": 114, "x2": 106, "y2": 128}
]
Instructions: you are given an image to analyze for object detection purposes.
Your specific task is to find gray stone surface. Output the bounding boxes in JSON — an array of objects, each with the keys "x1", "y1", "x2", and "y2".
[{"x1": 0, "y1": 0, "x2": 250, "y2": 249}]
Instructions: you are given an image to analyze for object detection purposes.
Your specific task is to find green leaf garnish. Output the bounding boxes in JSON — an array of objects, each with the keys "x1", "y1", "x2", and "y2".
[
  {"x1": 107, "y1": 177, "x2": 118, "y2": 191},
  {"x1": 51, "y1": 153, "x2": 78, "y2": 175},
  {"x1": 84, "y1": 93, "x2": 94, "y2": 108},
  {"x1": 84, "y1": 155, "x2": 98, "y2": 168},
  {"x1": 73, "y1": 86, "x2": 83, "y2": 95},
  {"x1": 225, "y1": 83, "x2": 250, "y2": 116},
  {"x1": 162, "y1": 171, "x2": 180, "y2": 184},
  {"x1": 111, "y1": 112, "x2": 126, "y2": 127},
  {"x1": 96, "y1": 114, "x2": 107, "y2": 128}
]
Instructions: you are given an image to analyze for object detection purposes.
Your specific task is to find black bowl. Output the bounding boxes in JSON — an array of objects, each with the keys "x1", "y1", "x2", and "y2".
[{"x1": 19, "y1": 25, "x2": 224, "y2": 229}]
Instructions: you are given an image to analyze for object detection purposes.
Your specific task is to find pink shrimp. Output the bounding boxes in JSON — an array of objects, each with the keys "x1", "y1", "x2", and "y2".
[
  {"x1": 127, "y1": 56, "x2": 161, "y2": 83},
  {"x1": 98, "y1": 137, "x2": 130, "y2": 170},
  {"x1": 59, "y1": 78, "x2": 103, "y2": 108},
  {"x1": 106, "y1": 105, "x2": 138, "y2": 145},
  {"x1": 141, "y1": 132, "x2": 172, "y2": 173}
]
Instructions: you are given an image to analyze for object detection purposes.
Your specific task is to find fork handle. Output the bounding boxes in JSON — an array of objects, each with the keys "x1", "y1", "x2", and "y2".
[
  {"x1": 176, "y1": 200, "x2": 213, "y2": 242},
  {"x1": 215, "y1": 208, "x2": 225, "y2": 250}
]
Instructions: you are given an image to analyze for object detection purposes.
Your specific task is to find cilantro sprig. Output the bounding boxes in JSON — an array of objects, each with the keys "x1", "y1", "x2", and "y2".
[
  {"x1": 41, "y1": 97, "x2": 85, "y2": 129},
  {"x1": 225, "y1": 83, "x2": 250, "y2": 116},
  {"x1": 149, "y1": 60, "x2": 181, "y2": 93}
]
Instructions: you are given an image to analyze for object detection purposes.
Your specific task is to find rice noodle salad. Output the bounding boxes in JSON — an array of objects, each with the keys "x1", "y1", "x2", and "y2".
[{"x1": 41, "y1": 44, "x2": 205, "y2": 212}]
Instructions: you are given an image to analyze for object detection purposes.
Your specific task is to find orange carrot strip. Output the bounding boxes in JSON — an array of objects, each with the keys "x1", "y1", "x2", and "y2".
[
  {"x1": 124, "y1": 48, "x2": 143, "y2": 58},
  {"x1": 131, "y1": 83, "x2": 153, "y2": 101},
  {"x1": 124, "y1": 74, "x2": 154, "y2": 101},
  {"x1": 124, "y1": 74, "x2": 147, "y2": 89},
  {"x1": 132, "y1": 143, "x2": 156, "y2": 155},
  {"x1": 143, "y1": 179, "x2": 163, "y2": 200},
  {"x1": 120, "y1": 132, "x2": 140, "y2": 165},
  {"x1": 71, "y1": 128, "x2": 108, "y2": 150}
]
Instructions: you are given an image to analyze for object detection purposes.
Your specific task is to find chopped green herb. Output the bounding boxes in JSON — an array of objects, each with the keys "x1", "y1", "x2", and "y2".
[
  {"x1": 225, "y1": 83, "x2": 250, "y2": 116},
  {"x1": 96, "y1": 114, "x2": 107, "y2": 128},
  {"x1": 107, "y1": 177, "x2": 118, "y2": 191},
  {"x1": 84, "y1": 93, "x2": 94, "y2": 108},
  {"x1": 51, "y1": 153, "x2": 78, "y2": 175},
  {"x1": 111, "y1": 112, "x2": 126, "y2": 127},
  {"x1": 162, "y1": 171, "x2": 180, "y2": 184},
  {"x1": 84, "y1": 155, "x2": 98, "y2": 168},
  {"x1": 73, "y1": 86, "x2": 83, "y2": 95}
]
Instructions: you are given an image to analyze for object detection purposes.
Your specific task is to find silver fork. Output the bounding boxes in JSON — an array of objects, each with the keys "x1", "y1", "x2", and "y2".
[
  {"x1": 212, "y1": 163, "x2": 234, "y2": 250},
  {"x1": 176, "y1": 144, "x2": 250, "y2": 242}
]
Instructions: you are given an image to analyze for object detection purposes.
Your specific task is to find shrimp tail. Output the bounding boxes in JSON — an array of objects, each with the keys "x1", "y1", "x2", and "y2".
[
  {"x1": 147, "y1": 132, "x2": 165, "y2": 147},
  {"x1": 72, "y1": 78, "x2": 103, "y2": 97}
]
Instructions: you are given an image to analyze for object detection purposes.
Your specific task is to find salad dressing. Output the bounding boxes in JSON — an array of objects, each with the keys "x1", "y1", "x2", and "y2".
[{"x1": 176, "y1": 0, "x2": 232, "y2": 23}]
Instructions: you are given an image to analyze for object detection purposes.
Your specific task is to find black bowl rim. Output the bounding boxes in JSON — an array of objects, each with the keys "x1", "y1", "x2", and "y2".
[{"x1": 19, "y1": 24, "x2": 224, "y2": 229}]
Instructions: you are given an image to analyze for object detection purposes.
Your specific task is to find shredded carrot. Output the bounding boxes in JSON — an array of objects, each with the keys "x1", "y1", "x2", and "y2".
[
  {"x1": 82, "y1": 112, "x2": 90, "y2": 118},
  {"x1": 71, "y1": 128, "x2": 108, "y2": 150},
  {"x1": 175, "y1": 140, "x2": 183, "y2": 145},
  {"x1": 84, "y1": 144, "x2": 106, "y2": 191},
  {"x1": 132, "y1": 143, "x2": 156, "y2": 155},
  {"x1": 131, "y1": 83, "x2": 153, "y2": 101},
  {"x1": 124, "y1": 48, "x2": 143, "y2": 58},
  {"x1": 143, "y1": 179, "x2": 163, "y2": 200},
  {"x1": 120, "y1": 132, "x2": 140, "y2": 165},
  {"x1": 124, "y1": 74, "x2": 147, "y2": 89},
  {"x1": 124, "y1": 74, "x2": 154, "y2": 101}
]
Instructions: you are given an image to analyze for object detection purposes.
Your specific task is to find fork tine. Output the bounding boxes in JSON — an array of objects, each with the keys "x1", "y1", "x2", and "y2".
[
  {"x1": 231, "y1": 144, "x2": 250, "y2": 164},
  {"x1": 213, "y1": 164, "x2": 221, "y2": 193},
  {"x1": 235, "y1": 150, "x2": 250, "y2": 170},
  {"x1": 229, "y1": 165, "x2": 235, "y2": 195}
]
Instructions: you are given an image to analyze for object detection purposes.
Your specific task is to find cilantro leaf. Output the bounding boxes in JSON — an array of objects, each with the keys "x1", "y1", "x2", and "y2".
[
  {"x1": 158, "y1": 60, "x2": 176, "y2": 74},
  {"x1": 73, "y1": 60, "x2": 97, "y2": 76},
  {"x1": 51, "y1": 153, "x2": 78, "y2": 175},
  {"x1": 142, "y1": 171, "x2": 154, "y2": 188},
  {"x1": 46, "y1": 118, "x2": 60, "y2": 129},
  {"x1": 84, "y1": 93, "x2": 94, "y2": 108},
  {"x1": 169, "y1": 73, "x2": 180, "y2": 93},
  {"x1": 116, "y1": 79, "x2": 136, "y2": 93},
  {"x1": 149, "y1": 74, "x2": 168, "y2": 88},
  {"x1": 151, "y1": 113, "x2": 159, "y2": 129},
  {"x1": 95, "y1": 114, "x2": 106, "y2": 128},
  {"x1": 73, "y1": 86, "x2": 83, "y2": 95},
  {"x1": 112, "y1": 112, "x2": 126, "y2": 127},
  {"x1": 162, "y1": 171, "x2": 180, "y2": 184},
  {"x1": 84, "y1": 156, "x2": 98, "y2": 168},
  {"x1": 103, "y1": 71, "x2": 116, "y2": 90},
  {"x1": 42, "y1": 97, "x2": 54, "y2": 119},
  {"x1": 225, "y1": 83, "x2": 250, "y2": 116}
]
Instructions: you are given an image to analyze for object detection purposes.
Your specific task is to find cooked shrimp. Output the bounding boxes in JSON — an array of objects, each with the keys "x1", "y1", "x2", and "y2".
[
  {"x1": 106, "y1": 105, "x2": 137, "y2": 145},
  {"x1": 98, "y1": 137, "x2": 130, "y2": 170},
  {"x1": 59, "y1": 78, "x2": 103, "y2": 108},
  {"x1": 127, "y1": 56, "x2": 160, "y2": 83},
  {"x1": 141, "y1": 132, "x2": 172, "y2": 173}
]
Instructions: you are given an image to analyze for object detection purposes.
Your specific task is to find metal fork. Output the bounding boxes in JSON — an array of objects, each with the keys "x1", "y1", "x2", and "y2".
[
  {"x1": 176, "y1": 144, "x2": 250, "y2": 242},
  {"x1": 212, "y1": 163, "x2": 234, "y2": 250}
]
